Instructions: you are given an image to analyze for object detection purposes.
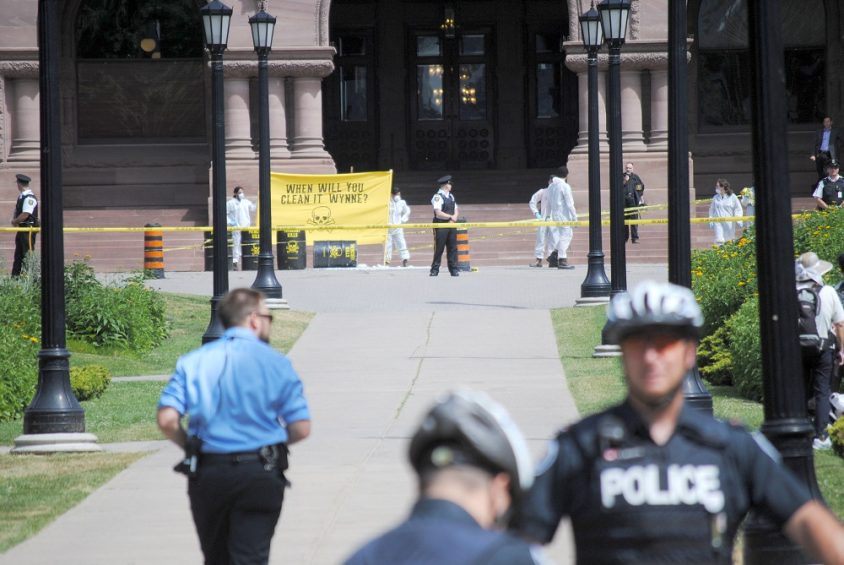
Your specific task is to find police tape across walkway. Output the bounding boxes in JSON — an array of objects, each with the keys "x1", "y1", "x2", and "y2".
[{"x1": 0, "y1": 213, "x2": 764, "y2": 235}]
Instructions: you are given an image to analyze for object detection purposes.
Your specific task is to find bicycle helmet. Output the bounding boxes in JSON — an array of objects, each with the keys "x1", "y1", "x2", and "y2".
[
  {"x1": 408, "y1": 389, "x2": 534, "y2": 503},
  {"x1": 606, "y1": 281, "x2": 704, "y2": 343}
]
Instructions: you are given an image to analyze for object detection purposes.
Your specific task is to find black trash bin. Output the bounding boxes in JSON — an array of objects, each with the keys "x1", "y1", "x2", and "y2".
[
  {"x1": 314, "y1": 240, "x2": 357, "y2": 268},
  {"x1": 277, "y1": 230, "x2": 307, "y2": 270},
  {"x1": 204, "y1": 231, "x2": 233, "y2": 271},
  {"x1": 241, "y1": 229, "x2": 259, "y2": 271}
]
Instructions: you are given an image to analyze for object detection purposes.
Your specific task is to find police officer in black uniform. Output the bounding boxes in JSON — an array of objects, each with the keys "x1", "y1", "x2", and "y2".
[
  {"x1": 622, "y1": 162, "x2": 644, "y2": 243},
  {"x1": 430, "y1": 175, "x2": 460, "y2": 277},
  {"x1": 813, "y1": 160, "x2": 844, "y2": 210},
  {"x1": 10, "y1": 173, "x2": 38, "y2": 277},
  {"x1": 514, "y1": 281, "x2": 844, "y2": 563},
  {"x1": 344, "y1": 390, "x2": 545, "y2": 565}
]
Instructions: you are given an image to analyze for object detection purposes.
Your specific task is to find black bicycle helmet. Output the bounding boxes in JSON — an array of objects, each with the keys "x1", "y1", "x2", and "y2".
[
  {"x1": 408, "y1": 389, "x2": 534, "y2": 502},
  {"x1": 606, "y1": 281, "x2": 704, "y2": 343}
]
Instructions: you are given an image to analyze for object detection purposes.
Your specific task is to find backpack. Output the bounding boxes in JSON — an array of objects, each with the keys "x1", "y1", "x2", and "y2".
[{"x1": 797, "y1": 284, "x2": 824, "y2": 357}]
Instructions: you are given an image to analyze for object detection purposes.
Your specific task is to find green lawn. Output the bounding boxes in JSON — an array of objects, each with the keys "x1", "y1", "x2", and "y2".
[
  {"x1": 0, "y1": 452, "x2": 146, "y2": 553},
  {"x1": 551, "y1": 304, "x2": 844, "y2": 520}
]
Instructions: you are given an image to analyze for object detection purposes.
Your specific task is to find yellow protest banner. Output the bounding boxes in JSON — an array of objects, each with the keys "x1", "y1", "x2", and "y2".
[{"x1": 271, "y1": 171, "x2": 392, "y2": 245}]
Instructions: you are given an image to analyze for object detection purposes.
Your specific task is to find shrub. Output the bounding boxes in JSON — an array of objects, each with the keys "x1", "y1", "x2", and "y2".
[
  {"x1": 830, "y1": 417, "x2": 844, "y2": 458},
  {"x1": 70, "y1": 365, "x2": 111, "y2": 401},
  {"x1": 65, "y1": 266, "x2": 168, "y2": 352},
  {"x1": 698, "y1": 324, "x2": 733, "y2": 386},
  {"x1": 727, "y1": 298, "x2": 763, "y2": 402},
  {"x1": 792, "y1": 208, "x2": 844, "y2": 285},
  {"x1": 0, "y1": 323, "x2": 39, "y2": 421},
  {"x1": 691, "y1": 234, "x2": 757, "y2": 335}
]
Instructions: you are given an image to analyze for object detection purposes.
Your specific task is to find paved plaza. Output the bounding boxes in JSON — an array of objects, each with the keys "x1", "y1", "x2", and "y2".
[{"x1": 1, "y1": 264, "x2": 668, "y2": 564}]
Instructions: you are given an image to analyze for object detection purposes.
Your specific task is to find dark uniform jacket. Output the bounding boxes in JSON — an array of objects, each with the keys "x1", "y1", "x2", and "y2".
[
  {"x1": 344, "y1": 498, "x2": 540, "y2": 565},
  {"x1": 14, "y1": 191, "x2": 38, "y2": 226},
  {"x1": 819, "y1": 177, "x2": 844, "y2": 206},
  {"x1": 514, "y1": 401, "x2": 811, "y2": 564},
  {"x1": 432, "y1": 191, "x2": 456, "y2": 223}
]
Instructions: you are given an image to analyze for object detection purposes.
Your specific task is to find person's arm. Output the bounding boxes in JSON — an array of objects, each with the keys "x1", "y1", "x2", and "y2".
[
  {"x1": 157, "y1": 407, "x2": 187, "y2": 448},
  {"x1": 784, "y1": 500, "x2": 844, "y2": 563},
  {"x1": 813, "y1": 182, "x2": 827, "y2": 209},
  {"x1": 287, "y1": 419, "x2": 311, "y2": 444},
  {"x1": 564, "y1": 186, "x2": 576, "y2": 218},
  {"x1": 529, "y1": 189, "x2": 542, "y2": 217},
  {"x1": 453, "y1": 201, "x2": 459, "y2": 220},
  {"x1": 400, "y1": 202, "x2": 411, "y2": 223},
  {"x1": 11, "y1": 212, "x2": 30, "y2": 226}
]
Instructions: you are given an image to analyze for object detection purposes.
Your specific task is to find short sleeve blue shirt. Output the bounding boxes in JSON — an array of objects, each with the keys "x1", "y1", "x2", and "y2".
[{"x1": 158, "y1": 327, "x2": 310, "y2": 453}]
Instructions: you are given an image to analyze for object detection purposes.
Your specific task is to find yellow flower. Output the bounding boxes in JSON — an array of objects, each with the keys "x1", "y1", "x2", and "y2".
[{"x1": 738, "y1": 281, "x2": 746, "y2": 286}]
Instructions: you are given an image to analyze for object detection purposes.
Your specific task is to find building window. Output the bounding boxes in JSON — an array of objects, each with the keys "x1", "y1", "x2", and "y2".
[
  {"x1": 534, "y1": 32, "x2": 564, "y2": 119},
  {"x1": 697, "y1": 0, "x2": 825, "y2": 127},
  {"x1": 336, "y1": 34, "x2": 371, "y2": 122}
]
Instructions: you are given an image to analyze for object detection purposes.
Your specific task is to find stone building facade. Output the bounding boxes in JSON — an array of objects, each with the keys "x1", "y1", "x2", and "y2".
[{"x1": 0, "y1": 0, "x2": 840, "y2": 227}]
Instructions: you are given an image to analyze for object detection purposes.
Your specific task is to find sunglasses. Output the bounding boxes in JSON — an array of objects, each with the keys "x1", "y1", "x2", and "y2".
[{"x1": 255, "y1": 312, "x2": 274, "y2": 323}]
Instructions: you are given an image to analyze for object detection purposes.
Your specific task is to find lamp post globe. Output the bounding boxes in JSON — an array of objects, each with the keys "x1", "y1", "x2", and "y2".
[
  {"x1": 249, "y1": 6, "x2": 284, "y2": 300},
  {"x1": 200, "y1": 0, "x2": 232, "y2": 344},
  {"x1": 578, "y1": 3, "x2": 610, "y2": 299}
]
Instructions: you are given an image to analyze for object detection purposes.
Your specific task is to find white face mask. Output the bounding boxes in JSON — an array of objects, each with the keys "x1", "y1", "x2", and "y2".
[
  {"x1": 715, "y1": 187, "x2": 723, "y2": 195},
  {"x1": 393, "y1": 195, "x2": 400, "y2": 202},
  {"x1": 237, "y1": 193, "x2": 244, "y2": 200}
]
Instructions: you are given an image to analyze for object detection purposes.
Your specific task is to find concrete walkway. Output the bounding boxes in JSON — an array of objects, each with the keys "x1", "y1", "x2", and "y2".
[{"x1": 1, "y1": 265, "x2": 667, "y2": 565}]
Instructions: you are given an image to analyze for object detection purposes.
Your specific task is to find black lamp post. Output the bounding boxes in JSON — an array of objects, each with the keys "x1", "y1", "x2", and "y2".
[
  {"x1": 598, "y1": 0, "x2": 630, "y2": 298},
  {"x1": 743, "y1": 1, "x2": 822, "y2": 561},
  {"x1": 668, "y1": 1, "x2": 712, "y2": 413},
  {"x1": 249, "y1": 6, "x2": 283, "y2": 301},
  {"x1": 579, "y1": 2, "x2": 610, "y2": 299},
  {"x1": 200, "y1": 0, "x2": 233, "y2": 344},
  {"x1": 17, "y1": 0, "x2": 91, "y2": 447}
]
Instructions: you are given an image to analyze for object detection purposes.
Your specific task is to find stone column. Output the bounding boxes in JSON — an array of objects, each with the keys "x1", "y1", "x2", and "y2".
[
  {"x1": 573, "y1": 69, "x2": 609, "y2": 153},
  {"x1": 648, "y1": 68, "x2": 668, "y2": 149},
  {"x1": 8, "y1": 78, "x2": 40, "y2": 161},
  {"x1": 224, "y1": 77, "x2": 254, "y2": 159},
  {"x1": 291, "y1": 76, "x2": 330, "y2": 158},
  {"x1": 268, "y1": 76, "x2": 290, "y2": 159},
  {"x1": 620, "y1": 69, "x2": 647, "y2": 150}
]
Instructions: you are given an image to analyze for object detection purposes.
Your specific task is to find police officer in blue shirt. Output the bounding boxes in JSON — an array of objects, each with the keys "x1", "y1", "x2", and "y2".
[
  {"x1": 514, "y1": 281, "x2": 844, "y2": 564},
  {"x1": 430, "y1": 175, "x2": 460, "y2": 277},
  {"x1": 10, "y1": 173, "x2": 38, "y2": 277},
  {"x1": 344, "y1": 390, "x2": 546, "y2": 565},
  {"x1": 157, "y1": 288, "x2": 311, "y2": 565}
]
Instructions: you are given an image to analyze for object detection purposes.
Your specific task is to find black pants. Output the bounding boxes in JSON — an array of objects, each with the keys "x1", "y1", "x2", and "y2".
[
  {"x1": 804, "y1": 348, "x2": 834, "y2": 438},
  {"x1": 431, "y1": 226, "x2": 457, "y2": 274},
  {"x1": 624, "y1": 213, "x2": 639, "y2": 242},
  {"x1": 12, "y1": 230, "x2": 37, "y2": 277},
  {"x1": 188, "y1": 459, "x2": 286, "y2": 565}
]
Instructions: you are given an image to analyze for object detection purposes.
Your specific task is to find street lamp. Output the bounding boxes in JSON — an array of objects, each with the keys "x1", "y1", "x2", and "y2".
[
  {"x1": 13, "y1": 0, "x2": 98, "y2": 452},
  {"x1": 668, "y1": 1, "x2": 712, "y2": 413},
  {"x1": 743, "y1": 1, "x2": 823, "y2": 561},
  {"x1": 200, "y1": 0, "x2": 232, "y2": 344},
  {"x1": 578, "y1": 2, "x2": 610, "y2": 299},
  {"x1": 598, "y1": 0, "x2": 630, "y2": 298},
  {"x1": 249, "y1": 6, "x2": 284, "y2": 303}
]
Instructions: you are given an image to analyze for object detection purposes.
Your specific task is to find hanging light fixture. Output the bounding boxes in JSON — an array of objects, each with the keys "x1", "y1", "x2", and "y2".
[{"x1": 441, "y1": 5, "x2": 457, "y2": 39}]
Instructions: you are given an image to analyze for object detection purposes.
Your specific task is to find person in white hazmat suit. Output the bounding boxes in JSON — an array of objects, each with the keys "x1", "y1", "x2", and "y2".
[
  {"x1": 386, "y1": 186, "x2": 411, "y2": 267},
  {"x1": 226, "y1": 185, "x2": 256, "y2": 269},
  {"x1": 545, "y1": 166, "x2": 577, "y2": 270},
  {"x1": 529, "y1": 183, "x2": 553, "y2": 268}
]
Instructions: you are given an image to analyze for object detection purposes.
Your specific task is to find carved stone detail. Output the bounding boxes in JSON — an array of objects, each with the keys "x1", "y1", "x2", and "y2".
[
  {"x1": 219, "y1": 59, "x2": 334, "y2": 79},
  {"x1": 0, "y1": 61, "x2": 39, "y2": 79},
  {"x1": 566, "y1": 46, "x2": 690, "y2": 73}
]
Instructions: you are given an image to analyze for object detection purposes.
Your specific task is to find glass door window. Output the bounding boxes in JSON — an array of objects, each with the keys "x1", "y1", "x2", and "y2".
[{"x1": 410, "y1": 30, "x2": 494, "y2": 170}]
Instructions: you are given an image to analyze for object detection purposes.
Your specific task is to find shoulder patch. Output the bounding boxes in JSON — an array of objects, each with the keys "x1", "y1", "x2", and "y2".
[{"x1": 433, "y1": 194, "x2": 442, "y2": 203}]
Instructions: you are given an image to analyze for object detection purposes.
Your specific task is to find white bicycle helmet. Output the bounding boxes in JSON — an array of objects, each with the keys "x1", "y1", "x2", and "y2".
[
  {"x1": 606, "y1": 281, "x2": 704, "y2": 343},
  {"x1": 408, "y1": 389, "x2": 534, "y2": 502}
]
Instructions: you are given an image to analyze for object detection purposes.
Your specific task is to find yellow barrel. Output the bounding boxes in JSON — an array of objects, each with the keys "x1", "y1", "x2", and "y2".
[{"x1": 143, "y1": 223, "x2": 164, "y2": 279}]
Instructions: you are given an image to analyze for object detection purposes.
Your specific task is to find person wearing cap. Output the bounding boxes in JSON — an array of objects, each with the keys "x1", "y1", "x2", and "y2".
[
  {"x1": 812, "y1": 159, "x2": 844, "y2": 210},
  {"x1": 385, "y1": 186, "x2": 411, "y2": 267},
  {"x1": 226, "y1": 186, "x2": 256, "y2": 269},
  {"x1": 10, "y1": 173, "x2": 38, "y2": 277},
  {"x1": 809, "y1": 116, "x2": 842, "y2": 181},
  {"x1": 622, "y1": 162, "x2": 645, "y2": 244},
  {"x1": 343, "y1": 389, "x2": 545, "y2": 564},
  {"x1": 545, "y1": 166, "x2": 577, "y2": 269},
  {"x1": 796, "y1": 252, "x2": 844, "y2": 450},
  {"x1": 514, "y1": 281, "x2": 844, "y2": 563},
  {"x1": 157, "y1": 288, "x2": 311, "y2": 565},
  {"x1": 429, "y1": 175, "x2": 460, "y2": 277}
]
